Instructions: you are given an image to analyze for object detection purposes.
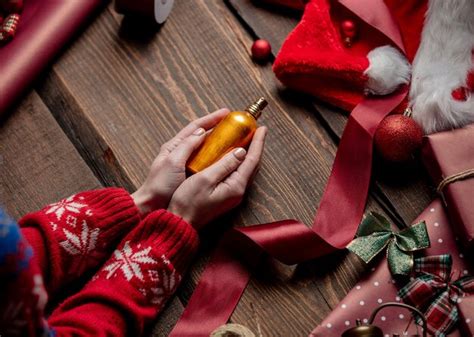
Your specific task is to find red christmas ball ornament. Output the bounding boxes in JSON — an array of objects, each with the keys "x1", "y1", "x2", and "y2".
[
  {"x1": 341, "y1": 20, "x2": 357, "y2": 38},
  {"x1": 251, "y1": 39, "x2": 271, "y2": 62},
  {"x1": 374, "y1": 115, "x2": 424, "y2": 162},
  {"x1": 1, "y1": 0, "x2": 23, "y2": 13}
]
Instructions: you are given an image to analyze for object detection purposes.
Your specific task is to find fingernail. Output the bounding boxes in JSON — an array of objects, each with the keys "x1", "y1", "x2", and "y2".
[
  {"x1": 234, "y1": 148, "x2": 246, "y2": 160},
  {"x1": 193, "y1": 128, "x2": 205, "y2": 136}
]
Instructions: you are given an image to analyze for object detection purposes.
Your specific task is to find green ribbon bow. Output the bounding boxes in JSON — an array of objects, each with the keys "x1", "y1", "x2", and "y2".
[{"x1": 347, "y1": 212, "x2": 430, "y2": 276}]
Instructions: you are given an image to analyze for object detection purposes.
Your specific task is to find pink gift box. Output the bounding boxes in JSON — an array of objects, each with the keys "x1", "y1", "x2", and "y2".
[{"x1": 310, "y1": 199, "x2": 472, "y2": 337}]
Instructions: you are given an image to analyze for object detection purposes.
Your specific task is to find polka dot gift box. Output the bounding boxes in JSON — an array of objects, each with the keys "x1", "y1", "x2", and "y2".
[
  {"x1": 310, "y1": 199, "x2": 473, "y2": 337},
  {"x1": 458, "y1": 296, "x2": 474, "y2": 336}
]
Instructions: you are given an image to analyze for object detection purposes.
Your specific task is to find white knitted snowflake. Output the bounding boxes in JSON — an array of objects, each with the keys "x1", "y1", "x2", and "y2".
[
  {"x1": 139, "y1": 257, "x2": 181, "y2": 307},
  {"x1": 59, "y1": 220, "x2": 99, "y2": 256},
  {"x1": 150, "y1": 268, "x2": 181, "y2": 305},
  {"x1": 45, "y1": 195, "x2": 86, "y2": 220},
  {"x1": 66, "y1": 215, "x2": 77, "y2": 228},
  {"x1": 103, "y1": 241, "x2": 158, "y2": 281},
  {"x1": 49, "y1": 222, "x2": 58, "y2": 231}
]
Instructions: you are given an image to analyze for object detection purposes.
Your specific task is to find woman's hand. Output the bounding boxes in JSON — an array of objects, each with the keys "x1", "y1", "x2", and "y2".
[
  {"x1": 132, "y1": 108, "x2": 230, "y2": 215},
  {"x1": 168, "y1": 126, "x2": 267, "y2": 230}
]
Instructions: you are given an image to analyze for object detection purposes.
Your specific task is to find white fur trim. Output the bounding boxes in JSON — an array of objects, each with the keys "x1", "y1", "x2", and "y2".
[
  {"x1": 410, "y1": 0, "x2": 474, "y2": 134},
  {"x1": 364, "y1": 45, "x2": 411, "y2": 95}
]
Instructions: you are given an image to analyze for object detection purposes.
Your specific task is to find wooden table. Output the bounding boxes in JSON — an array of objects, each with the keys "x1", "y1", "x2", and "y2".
[{"x1": 0, "y1": 1, "x2": 435, "y2": 336}]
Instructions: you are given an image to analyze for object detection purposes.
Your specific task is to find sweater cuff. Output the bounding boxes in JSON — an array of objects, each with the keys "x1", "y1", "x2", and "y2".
[
  {"x1": 79, "y1": 188, "x2": 141, "y2": 238},
  {"x1": 142, "y1": 209, "x2": 199, "y2": 273}
]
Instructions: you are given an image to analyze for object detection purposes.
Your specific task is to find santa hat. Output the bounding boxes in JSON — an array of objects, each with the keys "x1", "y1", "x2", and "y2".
[{"x1": 273, "y1": 0, "x2": 474, "y2": 134}]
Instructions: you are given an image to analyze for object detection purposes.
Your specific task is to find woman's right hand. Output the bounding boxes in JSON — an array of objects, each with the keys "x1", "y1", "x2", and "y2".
[{"x1": 168, "y1": 126, "x2": 267, "y2": 230}]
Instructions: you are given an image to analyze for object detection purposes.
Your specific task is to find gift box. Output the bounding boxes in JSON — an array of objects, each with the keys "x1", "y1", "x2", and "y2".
[
  {"x1": 458, "y1": 296, "x2": 474, "y2": 336},
  {"x1": 422, "y1": 124, "x2": 474, "y2": 256},
  {"x1": 0, "y1": 0, "x2": 102, "y2": 115},
  {"x1": 310, "y1": 199, "x2": 473, "y2": 337}
]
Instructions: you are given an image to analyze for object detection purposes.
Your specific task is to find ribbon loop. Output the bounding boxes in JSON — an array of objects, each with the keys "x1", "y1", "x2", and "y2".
[
  {"x1": 387, "y1": 240, "x2": 413, "y2": 276},
  {"x1": 394, "y1": 221, "x2": 431, "y2": 252},
  {"x1": 415, "y1": 254, "x2": 452, "y2": 280},
  {"x1": 399, "y1": 254, "x2": 474, "y2": 337},
  {"x1": 347, "y1": 212, "x2": 430, "y2": 276}
]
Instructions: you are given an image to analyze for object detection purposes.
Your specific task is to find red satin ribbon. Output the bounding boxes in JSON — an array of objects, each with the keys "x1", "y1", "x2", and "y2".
[{"x1": 170, "y1": 1, "x2": 407, "y2": 336}]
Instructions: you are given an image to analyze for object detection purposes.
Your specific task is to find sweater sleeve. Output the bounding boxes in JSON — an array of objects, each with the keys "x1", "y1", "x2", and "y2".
[
  {"x1": 19, "y1": 188, "x2": 141, "y2": 295},
  {"x1": 47, "y1": 209, "x2": 199, "y2": 337}
]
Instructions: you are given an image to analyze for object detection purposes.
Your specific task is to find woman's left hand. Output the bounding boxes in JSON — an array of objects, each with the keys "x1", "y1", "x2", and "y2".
[{"x1": 132, "y1": 108, "x2": 230, "y2": 215}]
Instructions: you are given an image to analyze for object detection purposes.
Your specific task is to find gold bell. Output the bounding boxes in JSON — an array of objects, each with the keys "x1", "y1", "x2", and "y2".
[
  {"x1": 341, "y1": 319, "x2": 383, "y2": 337},
  {"x1": 341, "y1": 302, "x2": 427, "y2": 337}
]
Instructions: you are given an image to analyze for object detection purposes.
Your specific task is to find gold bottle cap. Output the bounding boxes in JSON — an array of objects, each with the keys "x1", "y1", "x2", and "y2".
[{"x1": 245, "y1": 97, "x2": 267, "y2": 119}]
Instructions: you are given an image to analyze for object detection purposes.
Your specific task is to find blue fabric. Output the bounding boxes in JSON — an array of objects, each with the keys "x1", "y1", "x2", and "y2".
[
  {"x1": 0, "y1": 207, "x2": 33, "y2": 275},
  {"x1": 0, "y1": 207, "x2": 22, "y2": 260},
  {"x1": 0, "y1": 207, "x2": 52, "y2": 337}
]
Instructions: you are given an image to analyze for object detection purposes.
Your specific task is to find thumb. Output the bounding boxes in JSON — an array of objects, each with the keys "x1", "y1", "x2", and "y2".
[{"x1": 201, "y1": 148, "x2": 246, "y2": 183}]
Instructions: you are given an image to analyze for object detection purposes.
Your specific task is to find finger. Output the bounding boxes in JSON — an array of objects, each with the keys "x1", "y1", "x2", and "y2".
[
  {"x1": 175, "y1": 108, "x2": 230, "y2": 139},
  {"x1": 193, "y1": 108, "x2": 230, "y2": 130},
  {"x1": 160, "y1": 109, "x2": 229, "y2": 155},
  {"x1": 170, "y1": 128, "x2": 206, "y2": 164},
  {"x1": 235, "y1": 126, "x2": 267, "y2": 182},
  {"x1": 200, "y1": 147, "x2": 247, "y2": 183}
]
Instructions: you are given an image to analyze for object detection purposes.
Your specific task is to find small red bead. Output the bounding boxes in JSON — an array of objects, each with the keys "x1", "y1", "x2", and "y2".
[
  {"x1": 451, "y1": 87, "x2": 468, "y2": 101},
  {"x1": 251, "y1": 39, "x2": 272, "y2": 63},
  {"x1": 341, "y1": 20, "x2": 357, "y2": 38}
]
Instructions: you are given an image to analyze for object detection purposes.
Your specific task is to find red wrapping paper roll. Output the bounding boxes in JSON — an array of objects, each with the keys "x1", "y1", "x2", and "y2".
[
  {"x1": 0, "y1": 0, "x2": 102, "y2": 115},
  {"x1": 310, "y1": 199, "x2": 471, "y2": 337},
  {"x1": 422, "y1": 124, "x2": 474, "y2": 255}
]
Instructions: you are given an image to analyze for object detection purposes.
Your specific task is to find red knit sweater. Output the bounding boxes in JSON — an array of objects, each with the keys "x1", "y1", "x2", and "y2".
[{"x1": 19, "y1": 188, "x2": 199, "y2": 336}]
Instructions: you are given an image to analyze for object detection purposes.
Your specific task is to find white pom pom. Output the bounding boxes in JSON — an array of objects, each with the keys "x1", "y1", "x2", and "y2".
[
  {"x1": 364, "y1": 45, "x2": 411, "y2": 96},
  {"x1": 411, "y1": 85, "x2": 474, "y2": 134},
  {"x1": 410, "y1": 0, "x2": 474, "y2": 134}
]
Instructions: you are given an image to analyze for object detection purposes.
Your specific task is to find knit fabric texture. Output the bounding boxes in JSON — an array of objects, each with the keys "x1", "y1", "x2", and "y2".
[{"x1": 2, "y1": 188, "x2": 198, "y2": 336}]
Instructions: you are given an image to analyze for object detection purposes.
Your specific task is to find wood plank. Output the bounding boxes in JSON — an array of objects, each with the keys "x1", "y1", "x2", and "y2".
[
  {"x1": 34, "y1": 1, "x2": 391, "y2": 335},
  {"x1": 0, "y1": 92, "x2": 101, "y2": 218},
  {"x1": 227, "y1": 0, "x2": 434, "y2": 224}
]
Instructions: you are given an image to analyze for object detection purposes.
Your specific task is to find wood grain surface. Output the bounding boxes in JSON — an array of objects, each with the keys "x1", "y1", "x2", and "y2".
[
  {"x1": 0, "y1": 91, "x2": 101, "y2": 218},
  {"x1": 0, "y1": 1, "x2": 437, "y2": 336}
]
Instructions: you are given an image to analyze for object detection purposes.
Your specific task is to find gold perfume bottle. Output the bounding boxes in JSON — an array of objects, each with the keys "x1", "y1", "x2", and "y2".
[{"x1": 186, "y1": 97, "x2": 268, "y2": 174}]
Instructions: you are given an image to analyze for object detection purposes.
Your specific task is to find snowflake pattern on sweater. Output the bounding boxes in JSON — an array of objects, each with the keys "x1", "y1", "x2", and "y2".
[
  {"x1": 45, "y1": 195, "x2": 86, "y2": 220},
  {"x1": 103, "y1": 241, "x2": 158, "y2": 281},
  {"x1": 101, "y1": 240, "x2": 182, "y2": 311},
  {"x1": 4, "y1": 189, "x2": 198, "y2": 337},
  {"x1": 59, "y1": 220, "x2": 99, "y2": 257},
  {"x1": 19, "y1": 189, "x2": 142, "y2": 291},
  {"x1": 141, "y1": 268, "x2": 181, "y2": 307}
]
